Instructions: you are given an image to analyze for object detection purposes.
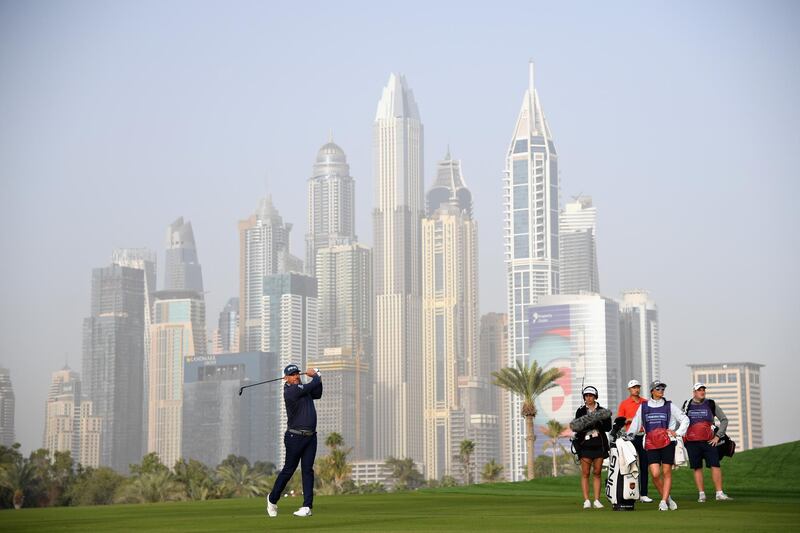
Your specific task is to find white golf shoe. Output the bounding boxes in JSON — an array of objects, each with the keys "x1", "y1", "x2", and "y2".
[
  {"x1": 592, "y1": 500, "x2": 604, "y2": 509},
  {"x1": 266, "y1": 500, "x2": 278, "y2": 517},
  {"x1": 716, "y1": 492, "x2": 733, "y2": 501},
  {"x1": 667, "y1": 496, "x2": 678, "y2": 510},
  {"x1": 583, "y1": 499, "x2": 591, "y2": 509},
  {"x1": 658, "y1": 500, "x2": 669, "y2": 511},
  {"x1": 639, "y1": 495, "x2": 653, "y2": 503},
  {"x1": 293, "y1": 506, "x2": 313, "y2": 517},
  {"x1": 698, "y1": 492, "x2": 706, "y2": 503}
]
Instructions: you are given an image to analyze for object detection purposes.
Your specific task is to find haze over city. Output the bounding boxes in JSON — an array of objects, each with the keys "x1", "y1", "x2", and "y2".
[{"x1": 1, "y1": 0, "x2": 798, "y2": 462}]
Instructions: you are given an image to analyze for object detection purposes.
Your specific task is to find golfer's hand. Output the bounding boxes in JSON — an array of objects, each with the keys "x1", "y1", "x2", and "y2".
[
  {"x1": 709, "y1": 436, "x2": 720, "y2": 446},
  {"x1": 305, "y1": 368, "x2": 318, "y2": 377},
  {"x1": 667, "y1": 429, "x2": 677, "y2": 438}
]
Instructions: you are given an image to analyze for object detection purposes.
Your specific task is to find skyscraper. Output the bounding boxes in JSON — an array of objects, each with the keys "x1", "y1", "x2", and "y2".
[
  {"x1": 164, "y1": 217, "x2": 204, "y2": 293},
  {"x1": 479, "y1": 312, "x2": 509, "y2": 478},
  {"x1": 503, "y1": 63, "x2": 560, "y2": 480},
  {"x1": 82, "y1": 264, "x2": 145, "y2": 472},
  {"x1": 42, "y1": 366, "x2": 101, "y2": 467},
  {"x1": 239, "y1": 196, "x2": 303, "y2": 352},
  {"x1": 262, "y1": 272, "x2": 318, "y2": 463},
  {"x1": 212, "y1": 297, "x2": 240, "y2": 354},
  {"x1": 560, "y1": 196, "x2": 599, "y2": 294},
  {"x1": 311, "y1": 347, "x2": 372, "y2": 460},
  {"x1": 111, "y1": 248, "x2": 157, "y2": 457},
  {"x1": 0, "y1": 367, "x2": 15, "y2": 447},
  {"x1": 619, "y1": 290, "x2": 660, "y2": 394},
  {"x1": 421, "y1": 150, "x2": 479, "y2": 480},
  {"x1": 687, "y1": 362, "x2": 764, "y2": 450},
  {"x1": 305, "y1": 137, "x2": 356, "y2": 275},
  {"x1": 183, "y1": 351, "x2": 279, "y2": 466},
  {"x1": 373, "y1": 73, "x2": 424, "y2": 463},
  {"x1": 147, "y1": 289, "x2": 206, "y2": 468},
  {"x1": 526, "y1": 294, "x2": 621, "y2": 454},
  {"x1": 314, "y1": 244, "x2": 373, "y2": 459}
]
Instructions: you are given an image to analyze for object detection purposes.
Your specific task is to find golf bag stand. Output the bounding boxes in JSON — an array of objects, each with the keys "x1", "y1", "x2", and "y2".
[{"x1": 605, "y1": 417, "x2": 639, "y2": 511}]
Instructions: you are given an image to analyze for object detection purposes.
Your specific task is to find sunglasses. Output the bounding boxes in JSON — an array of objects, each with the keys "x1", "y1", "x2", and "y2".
[{"x1": 654, "y1": 387, "x2": 666, "y2": 391}]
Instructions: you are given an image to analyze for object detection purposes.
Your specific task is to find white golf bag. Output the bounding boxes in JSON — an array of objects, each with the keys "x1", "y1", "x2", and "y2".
[{"x1": 605, "y1": 417, "x2": 639, "y2": 511}]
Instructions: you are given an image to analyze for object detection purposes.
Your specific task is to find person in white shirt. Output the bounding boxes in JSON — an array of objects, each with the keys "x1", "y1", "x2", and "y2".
[{"x1": 627, "y1": 380, "x2": 689, "y2": 511}]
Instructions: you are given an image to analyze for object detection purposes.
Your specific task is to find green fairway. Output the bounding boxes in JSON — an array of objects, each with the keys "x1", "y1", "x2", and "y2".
[{"x1": 3, "y1": 441, "x2": 799, "y2": 532}]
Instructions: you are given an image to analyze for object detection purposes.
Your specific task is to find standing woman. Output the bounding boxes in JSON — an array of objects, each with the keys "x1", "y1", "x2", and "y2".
[
  {"x1": 571, "y1": 386, "x2": 612, "y2": 509},
  {"x1": 627, "y1": 380, "x2": 689, "y2": 511}
]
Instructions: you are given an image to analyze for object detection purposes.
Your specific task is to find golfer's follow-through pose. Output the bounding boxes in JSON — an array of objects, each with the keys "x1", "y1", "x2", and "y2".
[{"x1": 267, "y1": 364, "x2": 322, "y2": 518}]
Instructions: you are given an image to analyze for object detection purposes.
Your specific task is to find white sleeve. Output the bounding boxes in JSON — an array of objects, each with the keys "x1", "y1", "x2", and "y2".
[
  {"x1": 627, "y1": 404, "x2": 643, "y2": 437},
  {"x1": 671, "y1": 403, "x2": 689, "y2": 436}
]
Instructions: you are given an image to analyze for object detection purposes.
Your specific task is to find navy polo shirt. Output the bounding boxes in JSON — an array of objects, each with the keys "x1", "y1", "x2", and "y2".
[{"x1": 284, "y1": 374, "x2": 322, "y2": 431}]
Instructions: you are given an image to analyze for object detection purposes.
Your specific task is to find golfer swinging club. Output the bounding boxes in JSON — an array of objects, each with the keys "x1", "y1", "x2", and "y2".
[{"x1": 267, "y1": 364, "x2": 322, "y2": 518}]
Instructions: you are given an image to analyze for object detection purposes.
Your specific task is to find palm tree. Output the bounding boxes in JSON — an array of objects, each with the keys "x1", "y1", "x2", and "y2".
[
  {"x1": 492, "y1": 360, "x2": 563, "y2": 480},
  {"x1": 0, "y1": 454, "x2": 36, "y2": 509},
  {"x1": 114, "y1": 470, "x2": 186, "y2": 503},
  {"x1": 458, "y1": 440, "x2": 476, "y2": 485},
  {"x1": 318, "y1": 433, "x2": 352, "y2": 494},
  {"x1": 480, "y1": 459, "x2": 504, "y2": 483},
  {"x1": 216, "y1": 464, "x2": 268, "y2": 498},
  {"x1": 541, "y1": 419, "x2": 569, "y2": 477}
]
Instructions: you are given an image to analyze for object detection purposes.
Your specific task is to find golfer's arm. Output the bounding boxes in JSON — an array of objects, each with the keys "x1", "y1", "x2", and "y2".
[
  {"x1": 714, "y1": 404, "x2": 728, "y2": 437},
  {"x1": 627, "y1": 405, "x2": 642, "y2": 436},
  {"x1": 305, "y1": 374, "x2": 322, "y2": 398},
  {"x1": 671, "y1": 404, "x2": 689, "y2": 436}
]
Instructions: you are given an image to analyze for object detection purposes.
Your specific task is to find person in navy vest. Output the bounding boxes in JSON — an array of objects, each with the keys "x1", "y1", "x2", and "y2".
[
  {"x1": 683, "y1": 382, "x2": 733, "y2": 502},
  {"x1": 627, "y1": 380, "x2": 688, "y2": 511},
  {"x1": 266, "y1": 364, "x2": 323, "y2": 518}
]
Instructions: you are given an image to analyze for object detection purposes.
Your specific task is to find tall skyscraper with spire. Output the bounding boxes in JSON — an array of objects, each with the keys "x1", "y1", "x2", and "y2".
[
  {"x1": 165, "y1": 217, "x2": 204, "y2": 293},
  {"x1": 422, "y1": 150, "x2": 480, "y2": 480},
  {"x1": 373, "y1": 73, "x2": 424, "y2": 463},
  {"x1": 305, "y1": 136, "x2": 356, "y2": 275},
  {"x1": 503, "y1": 63, "x2": 560, "y2": 480},
  {"x1": 238, "y1": 196, "x2": 303, "y2": 352}
]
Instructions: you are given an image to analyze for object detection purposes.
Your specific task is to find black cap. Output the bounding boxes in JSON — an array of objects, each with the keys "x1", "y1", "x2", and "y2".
[{"x1": 283, "y1": 364, "x2": 300, "y2": 376}]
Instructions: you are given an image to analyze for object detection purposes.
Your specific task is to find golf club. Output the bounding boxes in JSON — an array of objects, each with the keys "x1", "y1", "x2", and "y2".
[{"x1": 238, "y1": 377, "x2": 283, "y2": 396}]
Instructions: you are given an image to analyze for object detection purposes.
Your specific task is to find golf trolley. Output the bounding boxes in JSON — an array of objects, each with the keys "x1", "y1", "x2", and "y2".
[{"x1": 605, "y1": 417, "x2": 639, "y2": 511}]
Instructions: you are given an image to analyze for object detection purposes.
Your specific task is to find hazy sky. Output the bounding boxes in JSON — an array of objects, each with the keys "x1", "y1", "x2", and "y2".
[{"x1": 1, "y1": 0, "x2": 798, "y2": 453}]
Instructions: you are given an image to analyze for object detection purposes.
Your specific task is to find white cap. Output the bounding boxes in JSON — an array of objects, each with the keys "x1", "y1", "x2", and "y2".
[
  {"x1": 627, "y1": 379, "x2": 641, "y2": 388},
  {"x1": 693, "y1": 382, "x2": 706, "y2": 391}
]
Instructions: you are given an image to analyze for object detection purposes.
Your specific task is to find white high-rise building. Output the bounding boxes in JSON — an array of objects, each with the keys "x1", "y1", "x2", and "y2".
[
  {"x1": 422, "y1": 152, "x2": 478, "y2": 480},
  {"x1": 147, "y1": 290, "x2": 206, "y2": 468},
  {"x1": 373, "y1": 73, "x2": 424, "y2": 463},
  {"x1": 0, "y1": 368, "x2": 15, "y2": 447},
  {"x1": 619, "y1": 290, "x2": 660, "y2": 396},
  {"x1": 503, "y1": 63, "x2": 561, "y2": 480},
  {"x1": 560, "y1": 196, "x2": 599, "y2": 294},
  {"x1": 688, "y1": 362, "x2": 764, "y2": 450},
  {"x1": 305, "y1": 137, "x2": 356, "y2": 275},
  {"x1": 526, "y1": 294, "x2": 621, "y2": 453},
  {"x1": 42, "y1": 366, "x2": 101, "y2": 467},
  {"x1": 239, "y1": 196, "x2": 303, "y2": 352}
]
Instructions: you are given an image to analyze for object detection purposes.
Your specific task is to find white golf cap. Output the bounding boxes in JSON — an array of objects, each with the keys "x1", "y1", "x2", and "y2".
[
  {"x1": 627, "y1": 379, "x2": 641, "y2": 388},
  {"x1": 693, "y1": 382, "x2": 707, "y2": 391}
]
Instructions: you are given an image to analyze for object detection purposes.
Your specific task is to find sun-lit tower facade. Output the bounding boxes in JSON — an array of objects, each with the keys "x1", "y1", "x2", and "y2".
[
  {"x1": 503, "y1": 63, "x2": 560, "y2": 480},
  {"x1": 373, "y1": 73, "x2": 424, "y2": 463},
  {"x1": 422, "y1": 151, "x2": 479, "y2": 480}
]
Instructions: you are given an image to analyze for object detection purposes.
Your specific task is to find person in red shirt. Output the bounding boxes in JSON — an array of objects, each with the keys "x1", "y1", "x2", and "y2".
[{"x1": 616, "y1": 379, "x2": 652, "y2": 503}]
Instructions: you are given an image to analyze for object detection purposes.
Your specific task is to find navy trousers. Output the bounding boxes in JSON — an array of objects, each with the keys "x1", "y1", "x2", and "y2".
[
  {"x1": 633, "y1": 434, "x2": 649, "y2": 496},
  {"x1": 268, "y1": 432, "x2": 317, "y2": 508}
]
